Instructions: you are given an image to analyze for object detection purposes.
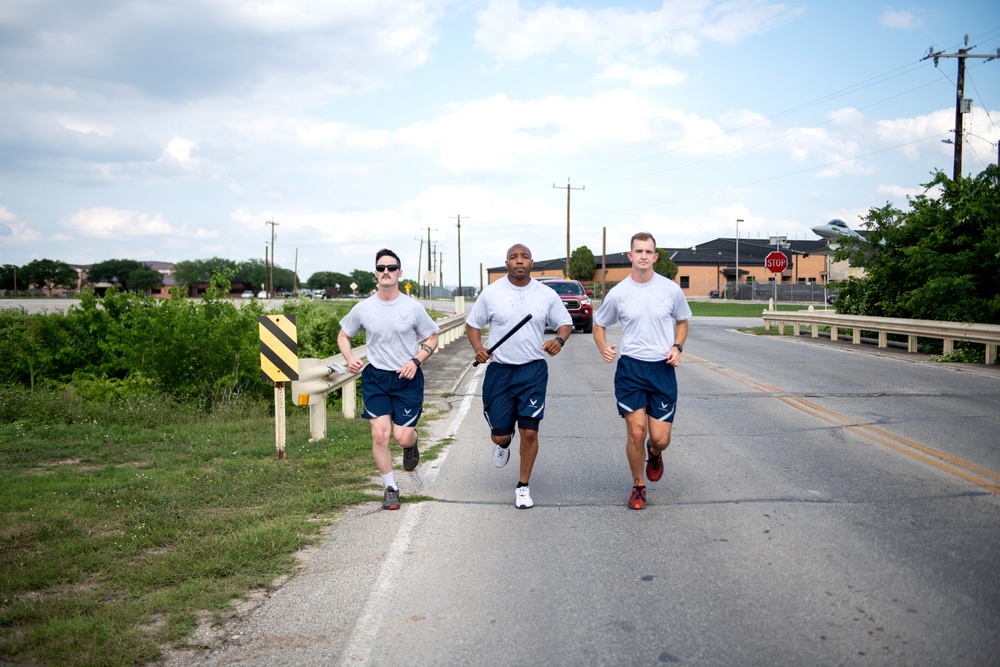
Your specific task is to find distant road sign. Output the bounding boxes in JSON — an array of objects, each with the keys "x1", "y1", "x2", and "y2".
[{"x1": 765, "y1": 251, "x2": 788, "y2": 274}]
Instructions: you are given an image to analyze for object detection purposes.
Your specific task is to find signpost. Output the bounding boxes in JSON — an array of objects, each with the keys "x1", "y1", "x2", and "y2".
[
  {"x1": 259, "y1": 315, "x2": 299, "y2": 459},
  {"x1": 765, "y1": 250, "x2": 788, "y2": 305},
  {"x1": 765, "y1": 251, "x2": 788, "y2": 274}
]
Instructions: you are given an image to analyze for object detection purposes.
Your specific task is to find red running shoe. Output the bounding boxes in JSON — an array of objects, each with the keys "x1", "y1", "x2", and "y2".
[
  {"x1": 645, "y1": 441, "x2": 663, "y2": 482},
  {"x1": 628, "y1": 485, "x2": 646, "y2": 510}
]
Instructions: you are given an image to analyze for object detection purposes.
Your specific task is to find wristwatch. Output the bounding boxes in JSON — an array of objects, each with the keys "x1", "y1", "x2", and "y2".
[
  {"x1": 672, "y1": 343, "x2": 683, "y2": 353},
  {"x1": 554, "y1": 336, "x2": 566, "y2": 347},
  {"x1": 411, "y1": 357, "x2": 421, "y2": 367}
]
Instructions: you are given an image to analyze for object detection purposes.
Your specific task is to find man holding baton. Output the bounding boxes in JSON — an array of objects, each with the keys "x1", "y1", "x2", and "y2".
[{"x1": 467, "y1": 243, "x2": 573, "y2": 509}]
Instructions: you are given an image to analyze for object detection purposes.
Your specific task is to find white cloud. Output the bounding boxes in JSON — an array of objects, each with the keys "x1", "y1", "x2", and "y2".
[
  {"x1": 474, "y1": 0, "x2": 802, "y2": 63},
  {"x1": 597, "y1": 62, "x2": 687, "y2": 88},
  {"x1": 0, "y1": 205, "x2": 44, "y2": 244},
  {"x1": 65, "y1": 207, "x2": 174, "y2": 238},
  {"x1": 877, "y1": 183, "x2": 920, "y2": 199},
  {"x1": 163, "y1": 138, "x2": 196, "y2": 163},
  {"x1": 879, "y1": 9, "x2": 923, "y2": 30}
]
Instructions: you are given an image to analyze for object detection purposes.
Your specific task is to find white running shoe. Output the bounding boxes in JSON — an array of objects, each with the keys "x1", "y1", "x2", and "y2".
[
  {"x1": 493, "y1": 442, "x2": 510, "y2": 468},
  {"x1": 493, "y1": 445, "x2": 510, "y2": 468},
  {"x1": 515, "y1": 485, "x2": 533, "y2": 509}
]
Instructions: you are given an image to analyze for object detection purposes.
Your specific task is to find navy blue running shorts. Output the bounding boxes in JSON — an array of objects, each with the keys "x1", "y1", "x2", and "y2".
[
  {"x1": 361, "y1": 365, "x2": 424, "y2": 427},
  {"x1": 482, "y1": 359, "x2": 548, "y2": 433},
  {"x1": 613, "y1": 355, "x2": 678, "y2": 422}
]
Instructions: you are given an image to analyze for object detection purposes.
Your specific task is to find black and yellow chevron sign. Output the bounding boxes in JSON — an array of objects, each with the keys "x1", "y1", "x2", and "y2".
[{"x1": 259, "y1": 315, "x2": 299, "y2": 383}]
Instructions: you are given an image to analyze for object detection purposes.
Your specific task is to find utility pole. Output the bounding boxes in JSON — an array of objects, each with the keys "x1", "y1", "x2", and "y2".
[
  {"x1": 450, "y1": 213, "x2": 467, "y2": 299},
  {"x1": 923, "y1": 37, "x2": 1000, "y2": 181},
  {"x1": 414, "y1": 237, "x2": 423, "y2": 294},
  {"x1": 419, "y1": 225, "x2": 437, "y2": 299},
  {"x1": 601, "y1": 227, "x2": 607, "y2": 298},
  {"x1": 265, "y1": 218, "x2": 279, "y2": 297},
  {"x1": 735, "y1": 219, "x2": 742, "y2": 300},
  {"x1": 553, "y1": 179, "x2": 585, "y2": 278}
]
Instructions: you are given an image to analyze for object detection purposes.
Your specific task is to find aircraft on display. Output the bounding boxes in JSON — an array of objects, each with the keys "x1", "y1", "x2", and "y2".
[
  {"x1": 811, "y1": 218, "x2": 862, "y2": 241},
  {"x1": 810, "y1": 219, "x2": 862, "y2": 255}
]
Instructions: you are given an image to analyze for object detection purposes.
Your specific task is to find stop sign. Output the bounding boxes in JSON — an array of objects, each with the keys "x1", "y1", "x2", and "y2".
[{"x1": 765, "y1": 251, "x2": 788, "y2": 273}]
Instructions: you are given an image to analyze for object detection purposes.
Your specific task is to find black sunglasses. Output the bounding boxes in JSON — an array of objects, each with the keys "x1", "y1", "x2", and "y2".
[{"x1": 375, "y1": 264, "x2": 400, "y2": 273}]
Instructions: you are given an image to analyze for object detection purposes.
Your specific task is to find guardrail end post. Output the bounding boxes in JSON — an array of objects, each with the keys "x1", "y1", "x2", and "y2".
[
  {"x1": 309, "y1": 398, "x2": 328, "y2": 441},
  {"x1": 342, "y1": 379, "x2": 357, "y2": 420}
]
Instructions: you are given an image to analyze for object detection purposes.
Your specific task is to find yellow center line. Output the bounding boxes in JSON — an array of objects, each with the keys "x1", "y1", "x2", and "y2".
[{"x1": 688, "y1": 355, "x2": 1000, "y2": 495}]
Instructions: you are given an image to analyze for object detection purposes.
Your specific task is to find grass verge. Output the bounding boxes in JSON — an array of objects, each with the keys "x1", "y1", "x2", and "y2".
[
  {"x1": 687, "y1": 301, "x2": 813, "y2": 317},
  {"x1": 0, "y1": 385, "x2": 394, "y2": 666}
]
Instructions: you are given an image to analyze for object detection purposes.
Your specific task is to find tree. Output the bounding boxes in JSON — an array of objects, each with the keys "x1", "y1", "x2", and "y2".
[
  {"x1": 350, "y1": 269, "x2": 377, "y2": 295},
  {"x1": 235, "y1": 259, "x2": 268, "y2": 293},
  {"x1": 87, "y1": 259, "x2": 146, "y2": 292},
  {"x1": 173, "y1": 257, "x2": 239, "y2": 286},
  {"x1": 20, "y1": 259, "x2": 78, "y2": 296},
  {"x1": 569, "y1": 246, "x2": 596, "y2": 282},
  {"x1": 307, "y1": 271, "x2": 352, "y2": 292},
  {"x1": 128, "y1": 268, "x2": 164, "y2": 295},
  {"x1": 0, "y1": 264, "x2": 18, "y2": 291},
  {"x1": 653, "y1": 248, "x2": 679, "y2": 280},
  {"x1": 835, "y1": 165, "x2": 1000, "y2": 324},
  {"x1": 272, "y1": 266, "x2": 296, "y2": 293}
]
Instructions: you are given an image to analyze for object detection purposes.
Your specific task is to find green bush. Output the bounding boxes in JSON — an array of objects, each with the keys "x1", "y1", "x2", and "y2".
[{"x1": 0, "y1": 289, "x2": 368, "y2": 412}]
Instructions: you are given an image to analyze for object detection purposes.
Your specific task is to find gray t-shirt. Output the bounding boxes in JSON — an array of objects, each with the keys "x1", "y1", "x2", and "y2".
[
  {"x1": 594, "y1": 273, "x2": 692, "y2": 362},
  {"x1": 466, "y1": 277, "x2": 572, "y2": 365},
  {"x1": 339, "y1": 294, "x2": 440, "y2": 372}
]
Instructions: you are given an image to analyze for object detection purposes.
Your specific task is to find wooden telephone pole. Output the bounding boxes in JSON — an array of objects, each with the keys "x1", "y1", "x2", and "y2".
[
  {"x1": 553, "y1": 179, "x2": 585, "y2": 278},
  {"x1": 450, "y1": 213, "x2": 467, "y2": 299},
  {"x1": 923, "y1": 37, "x2": 1000, "y2": 180},
  {"x1": 265, "y1": 218, "x2": 279, "y2": 297}
]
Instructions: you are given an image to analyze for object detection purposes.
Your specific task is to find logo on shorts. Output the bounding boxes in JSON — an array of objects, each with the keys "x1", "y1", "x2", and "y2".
[
  {"x1": 403, "y1": 408, "x2": 413, "y2": 415},
  {"x1": 529, "y1": 399, "x2": 538, "y2": 407}
]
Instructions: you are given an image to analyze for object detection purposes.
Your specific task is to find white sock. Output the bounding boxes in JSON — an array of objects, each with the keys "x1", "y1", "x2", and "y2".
[{"x1": 381, "y1": 472, "x2": 397, "y2": 490}]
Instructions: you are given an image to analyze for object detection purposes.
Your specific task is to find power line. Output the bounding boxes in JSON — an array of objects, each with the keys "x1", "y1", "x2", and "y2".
[{"x1": 576, "y1": 133, "x2": 949, "y2": 220}]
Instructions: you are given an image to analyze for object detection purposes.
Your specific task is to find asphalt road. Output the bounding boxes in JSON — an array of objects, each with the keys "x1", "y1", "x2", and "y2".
[{"x1": 159, "y1": 317, "x2": 1000, "y2": 667}]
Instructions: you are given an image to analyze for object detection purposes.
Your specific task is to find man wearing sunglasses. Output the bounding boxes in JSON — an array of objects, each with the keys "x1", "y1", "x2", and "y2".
[{"x1": 338, "y1": 249, "x2": 440, "y2": 510}]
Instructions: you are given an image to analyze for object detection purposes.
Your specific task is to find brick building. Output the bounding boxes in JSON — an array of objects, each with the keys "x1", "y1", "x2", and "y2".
[{"x1": 486, "y1": 236, "x2": 847, "y2": 300}]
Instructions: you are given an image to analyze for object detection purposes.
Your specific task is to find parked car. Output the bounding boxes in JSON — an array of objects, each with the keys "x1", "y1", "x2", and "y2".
[
  {"x1": 538, "y1": 278, "x2": 593, "y2": 333},
  {"x1": 538, "y1": 276, "x2": 595, "y2": 297},
  {"x1": 241, "y1": 290, "x2": 254, "y2": 298}
]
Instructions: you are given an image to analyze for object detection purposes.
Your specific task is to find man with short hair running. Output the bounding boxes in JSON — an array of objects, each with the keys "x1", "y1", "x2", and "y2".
[
  {"x1": 466, "y1": 243, "x2": 573, "y2": 509},
  {"x1": 593, "y1": 232, "x2": 691, "y2": 510},
  {"x1": 338, "y1": 248, "x2": 440, "y2": 510}
]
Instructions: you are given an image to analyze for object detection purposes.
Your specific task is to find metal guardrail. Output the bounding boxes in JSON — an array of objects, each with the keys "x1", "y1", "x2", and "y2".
[
  {"x1": 297, "y1": 313, "x2": 468, "y2": 440},
  {"x1": 761, "y1": 309, "x2": 1000, "y2": 364}
]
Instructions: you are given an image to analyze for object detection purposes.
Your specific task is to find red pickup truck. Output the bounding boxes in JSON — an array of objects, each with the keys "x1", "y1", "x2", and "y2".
[{"x1": 538, "y1": 278, "x2": 593, "y2": 333}]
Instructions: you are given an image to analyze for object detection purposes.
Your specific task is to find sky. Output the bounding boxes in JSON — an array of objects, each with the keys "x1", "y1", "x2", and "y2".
[{"x1": 2, "y1": 0, "x2": 1000, "y2": 290}]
